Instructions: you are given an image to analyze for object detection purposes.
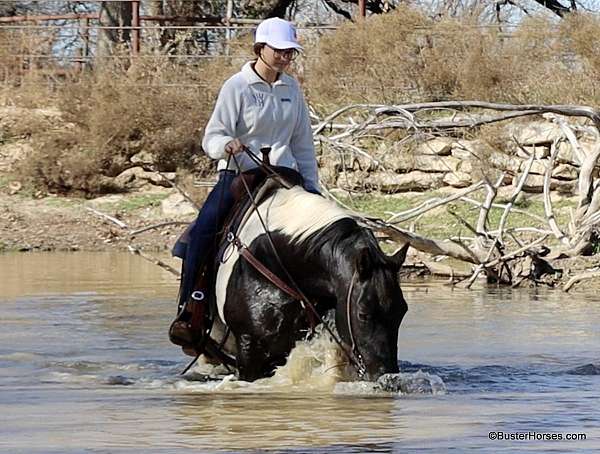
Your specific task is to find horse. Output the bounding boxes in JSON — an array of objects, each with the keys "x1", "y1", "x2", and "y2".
[{"x1": 204, "y1": 177, "x2": 409, "y2": 382}]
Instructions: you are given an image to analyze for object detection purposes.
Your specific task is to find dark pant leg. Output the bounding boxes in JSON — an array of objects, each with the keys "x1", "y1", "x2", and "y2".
[{"x1": 179, "y1": 170, "x2": 237, "y2": 307}]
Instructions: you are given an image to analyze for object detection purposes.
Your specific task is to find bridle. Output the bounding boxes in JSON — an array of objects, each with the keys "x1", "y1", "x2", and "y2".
[
  {"x1": 346, "y1": 270, "x2": 367, "y2": 377},
  {"x1": 228, "y1": 148, "x2": 368, "y2": 378}
]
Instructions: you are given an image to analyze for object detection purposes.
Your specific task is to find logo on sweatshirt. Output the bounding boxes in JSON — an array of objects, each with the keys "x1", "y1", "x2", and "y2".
[
  {"x1": 252, "y1": 92, "x2": 265, "y2": 108},
  {"x1": 281, "y1": 98, "x2": 292, "y2": 103}
]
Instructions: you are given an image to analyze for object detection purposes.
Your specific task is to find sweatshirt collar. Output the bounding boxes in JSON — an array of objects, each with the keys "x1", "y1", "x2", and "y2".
[{"x1": 241, "y1": 61, "x2": 290, "y2": 87}]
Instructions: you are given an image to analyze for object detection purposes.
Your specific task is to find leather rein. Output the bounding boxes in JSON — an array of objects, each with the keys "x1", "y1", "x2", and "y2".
[{"x1": 229, "y1": 149, "x2": 367, "y2": 378}]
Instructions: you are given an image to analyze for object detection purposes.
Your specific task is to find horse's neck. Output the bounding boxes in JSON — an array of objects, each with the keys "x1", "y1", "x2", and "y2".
[{"x1": 296, "y1": 224, "x2": 360, "y2": 302}]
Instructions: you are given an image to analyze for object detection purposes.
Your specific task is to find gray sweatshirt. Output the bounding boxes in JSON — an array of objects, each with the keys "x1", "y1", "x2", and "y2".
[{"x1": 202, "y1": 61, "x2": 319, "y2": 192}]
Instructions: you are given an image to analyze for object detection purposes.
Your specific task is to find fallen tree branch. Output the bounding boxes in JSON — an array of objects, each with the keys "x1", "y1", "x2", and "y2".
[
  {"x1": 563, "y1": 270, "x2": 600, "y2": 292},
  {"x1": 85, "y1": 207, "x2": 128, "y2": 229},
  {"x1": 497, "y1": 149, "x2": 535, "y2": 244},
  {"x1": 130, "y1": 221, "x2": 190, "y2": 236},
  {"x1": 476, "y1": 174, "x2": 505, "y2": 241},
  {"x1": 459, "y1": 197, "x2": 547, "y2": 224},
  {"x1": 86, "y1": 206, "x2": 182, "y2": 278},
  {"x1": 127, "y1": 245, "x2": 180, "y2": 277},
  {"x1": 360, "y1": 217, "x2": 483, "y2": 264},
  {"x1": 552, "y1": 116, "x2": 584, "y2": 165},
  {"x1": 484, "y1": 234, "x2": 549, "y2": 268},
  {"x1": 543, "y1": 140, "x2": 569, "y2": 244},
  {"x1": 378, "y1": 101, "x2": 600, "y2": 129}
]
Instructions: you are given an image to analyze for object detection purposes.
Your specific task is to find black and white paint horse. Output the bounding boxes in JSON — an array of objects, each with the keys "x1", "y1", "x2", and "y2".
[{"x1": 210, "y1": 183, "x2": 409, "y2": 382}]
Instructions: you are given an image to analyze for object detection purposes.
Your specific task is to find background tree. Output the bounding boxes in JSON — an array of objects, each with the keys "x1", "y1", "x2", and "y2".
[{"x1": 97, "y1": 1, "x2": 133, "y2": 59}]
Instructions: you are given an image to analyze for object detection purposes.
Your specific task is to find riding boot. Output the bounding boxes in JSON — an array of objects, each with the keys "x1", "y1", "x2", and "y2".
[{"x1": 169, "y1": 265, "x2": 212, "y2": 352}]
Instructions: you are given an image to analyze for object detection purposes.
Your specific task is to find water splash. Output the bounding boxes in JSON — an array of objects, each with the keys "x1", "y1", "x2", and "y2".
[
  {"x1": 259, "y1": 326, "x2": 347, "y2": 391},
  {"x1": 377, "y1": 370, "x2": 447, "y2": 395}
]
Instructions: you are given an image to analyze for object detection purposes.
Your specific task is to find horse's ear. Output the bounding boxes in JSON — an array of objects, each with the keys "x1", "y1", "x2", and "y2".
[
  {"x1": 356, "y1": 247, "x2": 372, "y2": 280},
  {"x1": 388, "y1": 243, "x2": 409, "y2": 270}
]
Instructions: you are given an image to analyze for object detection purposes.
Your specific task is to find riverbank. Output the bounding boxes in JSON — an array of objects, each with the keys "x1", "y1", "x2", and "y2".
[
  {"x1": 1, "y1": 186, "x2": 599, "y2": 292},
  {"x1": 0, "y1": 188, "x2": 191, "y2": 253}
]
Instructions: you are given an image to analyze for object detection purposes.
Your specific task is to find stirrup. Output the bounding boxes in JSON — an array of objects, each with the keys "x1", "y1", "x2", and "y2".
[{"x1": 169, "y1": 290, "x2": 212, "y2": 353}]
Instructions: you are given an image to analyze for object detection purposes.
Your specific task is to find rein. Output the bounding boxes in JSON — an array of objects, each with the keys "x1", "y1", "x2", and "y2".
[
  {"x1": 229, "y1": 149, "x2": 367, "y2": 378},
  {"x1": 346, "y1": 270, "x2": 365, "y2": 370}
]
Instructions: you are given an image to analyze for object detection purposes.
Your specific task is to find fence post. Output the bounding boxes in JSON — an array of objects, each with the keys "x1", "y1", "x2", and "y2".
[
  {"x1": 131, "y1": 0, "x2": 140, "y2": 55},
  {"x1": 225, "y1": 0, "x2": 234, "y2": 55},
  {"x1": 78, "y1": 17, "x2": 90, "y2": 71},
  {"x1": 358, "y1": 0, "x2": 366, "y2": 18}
]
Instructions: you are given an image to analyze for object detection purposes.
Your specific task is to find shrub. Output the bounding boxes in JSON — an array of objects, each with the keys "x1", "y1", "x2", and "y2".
[
  {"x1": 305, "y1": 9, "x2": 600, "y2": 110},
  {"x1": 15, "y1": 48, "x2": 251, "y2": 195}
]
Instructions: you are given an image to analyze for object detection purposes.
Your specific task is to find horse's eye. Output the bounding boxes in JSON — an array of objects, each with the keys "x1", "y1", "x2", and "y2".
[{"x1": 357, "y1": 311, "x2": 370, "y2": 322}]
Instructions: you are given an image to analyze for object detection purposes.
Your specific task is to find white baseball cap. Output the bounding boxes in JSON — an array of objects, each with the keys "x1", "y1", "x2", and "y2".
[{"x1": 254, "y1": 18, "x2": 303, "y2": 51}]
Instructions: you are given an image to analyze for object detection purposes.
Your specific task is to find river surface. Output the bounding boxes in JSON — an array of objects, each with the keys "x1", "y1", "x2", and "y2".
[{"x1": 1, "y1": 252, "x2": 599, "y2": 453}]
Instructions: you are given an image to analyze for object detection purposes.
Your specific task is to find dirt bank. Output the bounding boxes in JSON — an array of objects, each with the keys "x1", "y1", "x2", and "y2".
[{"x1": 0, "y1": 188, "x2": 197, "y2": 253}]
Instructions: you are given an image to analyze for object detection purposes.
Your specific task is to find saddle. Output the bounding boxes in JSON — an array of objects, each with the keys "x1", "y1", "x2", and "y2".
[{"x1": 169, "y1": 166, "x2": 305, "y2": 357}]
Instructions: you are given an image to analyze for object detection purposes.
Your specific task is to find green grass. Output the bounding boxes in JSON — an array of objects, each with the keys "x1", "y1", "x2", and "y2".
[
  {"x1": 340, "y1": 192, "x2": 575, "y2": 241},
  {"x1": 43, "y1": 197, "x2": 79, "y2": 208},
  {"x1": 111, "y1": 193, "x2": 169, "y2": 212}
]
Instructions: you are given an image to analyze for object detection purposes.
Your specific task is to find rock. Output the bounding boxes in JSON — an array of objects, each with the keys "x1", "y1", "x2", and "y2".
[
  {"x1": 556, "y1": 141, "x2": 578, "y2": 165},
  {"x1": 329, "y1": 150, "x2": 379, "y2": 172},
  {"x1": 516, "y1": 174, "x2": 576, "y2": 194},
  {"x1": 130, "y1": 150, "x2": 154, "y2": 164},
  {"x1": 487, "y1": 151, "x2": 521, "y2": 173},
  {"x1": 516, "y1": 145, "x2": 549, "y2": 160},
  {"x1": 367, "y1": 171, "x2": 445, "y2": 193},
  {"x1": 161, "y1": 192, "x2": 197, "y2": 217},
  {"x1": 383, "y1": 154, "x2": 461, "y2": 173},
  {"x1": 0, "y1": 142, "x2": 33, "y2": 172},
  {"x1": 451, "y1": 139, "x2": 494, "y2": 159},
  {"x1": 318, "y1": 165, "x2": 338, "y2": 186},
  {"x1": 335, "y1": 170, "x2": 369, "y2": 191},
  {"x1": 114, "y1": 167, "x2": 172, "y2": 189},
  {"x1": 496, "y1": 186, "x2": 527, "y2": 204},
  {"x1": 416, "y1": 138, "x2": 454, "y2": 156},
  {"x1": 518, "y1": 152, "x2": 581, "y2": 180},
  {"x1": 451, "y1": 140, "x2": 520, "y2": 173},
  {"x1": 523, "y1": 159, "x2": 548, "y2": 175},
  {"x1": 552, "y1": 163, "x2": 578, "y2": 180},
  {"x1": 380, "y1": 150, "x2": 407, "y2": 171},
  {"x1": 8, "y1": 181, "x2": 22, "y2": 195},
  {"x1": 443, "y1": 171, "x2": 472, "y2": 188},
  {"x1": 508, "y1": 121, "x2": 564, "y2": 146}
]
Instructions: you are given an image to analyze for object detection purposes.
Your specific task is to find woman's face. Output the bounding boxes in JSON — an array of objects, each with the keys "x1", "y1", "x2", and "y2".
[{"x1": 261, "y1": 45, "x2": 297, "y2": 72}]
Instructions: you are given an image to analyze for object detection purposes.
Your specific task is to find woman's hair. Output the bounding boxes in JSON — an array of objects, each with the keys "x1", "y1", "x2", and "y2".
[{"x1": 253, "y1": 43, "x2": 265, "y2": 57}]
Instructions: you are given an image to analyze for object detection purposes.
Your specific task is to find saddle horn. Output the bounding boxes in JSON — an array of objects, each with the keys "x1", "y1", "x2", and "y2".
[{"x1": 260, "y1": 147, "x2": 271, "y2": 166}]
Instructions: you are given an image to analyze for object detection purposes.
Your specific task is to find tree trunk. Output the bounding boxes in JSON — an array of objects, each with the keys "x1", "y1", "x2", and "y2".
[{"x1": 97, "y1": 1, "x2": 133, "y2": 60}]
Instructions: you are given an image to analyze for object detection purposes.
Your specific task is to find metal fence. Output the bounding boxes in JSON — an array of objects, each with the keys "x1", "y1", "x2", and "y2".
[{"x1": 0, "y1": 10, "x2": 344, "y2": 86}]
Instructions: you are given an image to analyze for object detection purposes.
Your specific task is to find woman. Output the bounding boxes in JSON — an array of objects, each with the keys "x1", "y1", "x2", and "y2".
[{"x1": 171, "y1": 17, "x2": 319, "y2": 348}]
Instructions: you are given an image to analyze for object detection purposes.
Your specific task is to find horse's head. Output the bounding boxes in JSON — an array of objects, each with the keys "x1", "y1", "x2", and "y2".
[{"x1": 335, "y1": 232, "x2": 409, "y2": 381}]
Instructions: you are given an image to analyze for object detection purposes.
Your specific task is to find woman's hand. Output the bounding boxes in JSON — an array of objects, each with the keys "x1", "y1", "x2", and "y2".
[{"x1": 224, "y1": 139, "x2": 245, "y2": 155}]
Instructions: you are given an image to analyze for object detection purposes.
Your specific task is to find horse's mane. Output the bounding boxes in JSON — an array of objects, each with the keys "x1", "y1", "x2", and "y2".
[
  {"x1": 265, "y1": 186, "x2": 351, "y2": 244},
  {"x1": 321, "y1": 221, "x2": 393, "y2": 269}
]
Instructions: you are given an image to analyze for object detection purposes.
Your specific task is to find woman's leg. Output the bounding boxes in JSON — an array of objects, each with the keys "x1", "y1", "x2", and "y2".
[{"x1": 178, "y1": 171, "x2": 237, "y2": 308}]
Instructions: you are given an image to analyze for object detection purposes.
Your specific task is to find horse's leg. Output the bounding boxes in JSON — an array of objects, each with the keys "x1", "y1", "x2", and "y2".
[{"x1": 236, "y1": 333, "x2": 269, "y2": 381}]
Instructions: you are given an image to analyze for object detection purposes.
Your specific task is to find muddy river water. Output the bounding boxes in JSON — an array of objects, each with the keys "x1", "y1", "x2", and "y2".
[{"x1": 1, "y1": 252, "x2": 599, "y2": 453}]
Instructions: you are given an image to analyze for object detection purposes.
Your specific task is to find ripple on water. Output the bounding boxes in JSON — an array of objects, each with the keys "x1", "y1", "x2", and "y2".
[{"x1": 565, "y1": 363, "x2": 600, "y2": 375}]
